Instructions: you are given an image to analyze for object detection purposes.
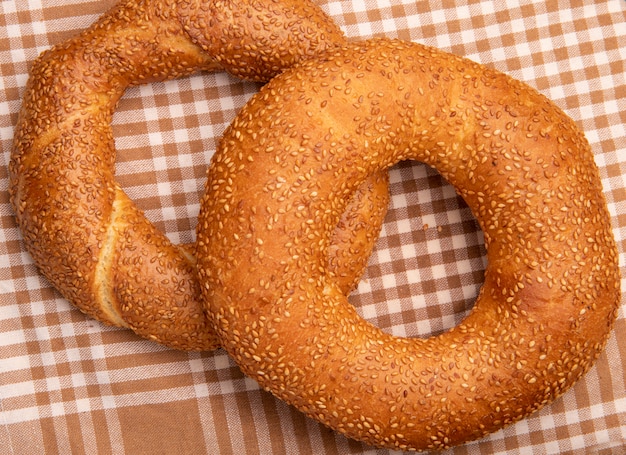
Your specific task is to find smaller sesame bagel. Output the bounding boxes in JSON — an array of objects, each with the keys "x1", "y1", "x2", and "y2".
[
  {"x1": 196, "y1": 38, "x2": 620, "y2": 450},
  {"x1": 9, "y1": 0, "x2": 390, "y2": 350}
]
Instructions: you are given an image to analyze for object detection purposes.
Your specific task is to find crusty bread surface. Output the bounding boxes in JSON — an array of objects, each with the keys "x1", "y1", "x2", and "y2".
[
  {"x1": 196, "y1": 38, "x2": 620, "y2": 450},
  {"x1": 9, "y1": 0, "x2": 389, "y2": 350}
]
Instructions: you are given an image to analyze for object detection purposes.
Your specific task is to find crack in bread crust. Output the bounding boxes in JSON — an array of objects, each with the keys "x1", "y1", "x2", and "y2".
[{"x1": 94, "y1": 187, "x2": 131, "y2": 328}]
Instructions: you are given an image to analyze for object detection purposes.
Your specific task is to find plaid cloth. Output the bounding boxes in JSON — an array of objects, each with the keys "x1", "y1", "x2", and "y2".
[{"x1": 1, "y1": 0, "x2": 625, "y2": 453}]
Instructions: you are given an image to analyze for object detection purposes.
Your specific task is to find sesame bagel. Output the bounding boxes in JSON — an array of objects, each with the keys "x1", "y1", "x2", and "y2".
[
  {"x1": 196, "y1": 38, "x2": 620, "y2": 450},
  {"x1": 9, "y1": 0, "x2": 390, "y2": 350}
]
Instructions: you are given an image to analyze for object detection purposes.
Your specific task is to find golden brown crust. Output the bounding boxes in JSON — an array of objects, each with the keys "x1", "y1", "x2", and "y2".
[
  {"x1": 329, "y1": 171, "x2": 389, "y2": 293},
  {"x1": 196, "y1": 38, "x2": 620, "y2": 450},
  {"x1": 9, "y1": 0, "x2": 389, "y2": 350}
]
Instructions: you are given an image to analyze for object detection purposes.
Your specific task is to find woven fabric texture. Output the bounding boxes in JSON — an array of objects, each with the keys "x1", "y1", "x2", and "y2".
[{"x1": 1, "y1": 1, "x2": 625, "y2": 453}]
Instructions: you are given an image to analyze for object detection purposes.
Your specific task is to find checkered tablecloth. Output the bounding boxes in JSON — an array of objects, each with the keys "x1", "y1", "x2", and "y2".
[{"x1": 1, "y1": 1, "x2": 625, "y2": 453}]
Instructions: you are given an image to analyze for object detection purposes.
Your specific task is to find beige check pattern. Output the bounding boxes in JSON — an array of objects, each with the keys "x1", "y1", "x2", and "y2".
[{"x1": 1, "y1": 0, "x2": 625, "y2": 453}]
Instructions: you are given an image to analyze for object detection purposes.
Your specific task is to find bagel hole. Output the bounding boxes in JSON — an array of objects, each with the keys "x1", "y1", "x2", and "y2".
[
  {"x1": 112, "y1": 74, "x2": 261, "y2": 245},
  {"x1": 348, "y1": 161, "x2": 486, "y2": 339}
]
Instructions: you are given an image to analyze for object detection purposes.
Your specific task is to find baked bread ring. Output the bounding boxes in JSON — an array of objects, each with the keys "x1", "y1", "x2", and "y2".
[
  {"x1": 196, "y1": 38, "x2": 620, "y2": 450},
  {"x1": 9, "y1": 0, "x2": 390, "y2": 351}
]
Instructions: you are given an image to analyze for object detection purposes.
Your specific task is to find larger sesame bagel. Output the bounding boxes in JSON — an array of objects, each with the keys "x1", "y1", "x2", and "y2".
[
  {"x1": 9, "y1": 0, "x2": 390, "y2": 351},
  {"x1": 196, "y1": 38, "x2": 620, "y2": 450}
]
